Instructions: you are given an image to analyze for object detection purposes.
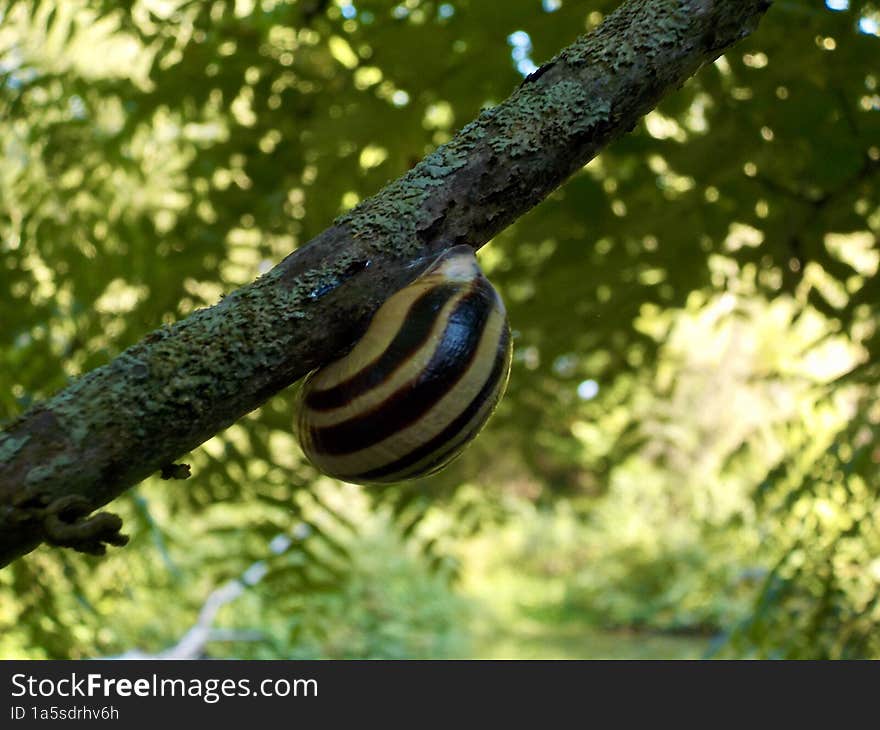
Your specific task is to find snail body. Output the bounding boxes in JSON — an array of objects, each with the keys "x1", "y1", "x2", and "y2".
[{"x1": 297, "y1": 245, "x2": 512, "y2": 485}]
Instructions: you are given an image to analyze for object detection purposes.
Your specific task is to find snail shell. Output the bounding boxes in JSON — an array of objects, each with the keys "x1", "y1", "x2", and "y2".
[{"x1": 297, "y1": 245, "x2": 512, "y2": 485}]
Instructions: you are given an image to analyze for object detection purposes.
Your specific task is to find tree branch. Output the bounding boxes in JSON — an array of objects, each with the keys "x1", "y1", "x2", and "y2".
[{"x1": 0, "y1": 0, "x2": 772, "y2": 567}]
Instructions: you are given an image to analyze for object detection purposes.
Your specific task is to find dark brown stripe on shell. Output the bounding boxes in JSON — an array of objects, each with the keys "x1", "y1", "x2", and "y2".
[
  {"x1": 304, "y1": 283, "x2": 461, "y2": 411},
  {"x1": 356, "y1": 325, "x2": 511, "y2": 482},
  {"x1": 308, "y1": 279, "x2": 497, "y2": 457}
]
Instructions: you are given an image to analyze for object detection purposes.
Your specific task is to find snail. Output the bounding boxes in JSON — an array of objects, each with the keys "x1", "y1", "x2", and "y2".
[{"x1": 297, "y1": 245, "x2": 512, "y2": 485}]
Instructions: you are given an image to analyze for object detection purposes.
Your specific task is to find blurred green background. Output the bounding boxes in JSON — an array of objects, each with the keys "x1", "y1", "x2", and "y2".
[{"x1": 1, "y1": 0, "x2": 879, "y2": 659}]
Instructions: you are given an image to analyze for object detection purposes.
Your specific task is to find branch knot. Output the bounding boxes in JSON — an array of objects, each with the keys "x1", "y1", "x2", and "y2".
[{"x1": 43, "y1": 495, "x2": 129, "y2": 556}]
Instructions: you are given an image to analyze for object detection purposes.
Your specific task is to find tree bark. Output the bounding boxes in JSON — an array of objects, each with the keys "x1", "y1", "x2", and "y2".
[{"x1": 0, "y1": 0, "x2": 771, "y2": 566}]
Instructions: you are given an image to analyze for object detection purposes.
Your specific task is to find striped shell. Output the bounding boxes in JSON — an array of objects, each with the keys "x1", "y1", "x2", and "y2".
[{"x1": 297, "y1": 245, "x2": 512, "y2": 485}]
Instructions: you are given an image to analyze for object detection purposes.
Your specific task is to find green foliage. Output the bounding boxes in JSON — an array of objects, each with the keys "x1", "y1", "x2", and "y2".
[
  {"x1": 1, "y1": 0, "x2": 879, "y2": 658},
  {"x1": 720, "y1": 399, "x2": 880, "y2": 658},
  {"x1": 276, "y1": 527, "x2": 471, "y2": 659}
]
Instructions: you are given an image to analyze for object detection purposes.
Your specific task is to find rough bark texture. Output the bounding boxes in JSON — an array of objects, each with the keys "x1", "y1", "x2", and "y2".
[{"x1": 0, "y1": 0, "x2": 772, "y2": 566}]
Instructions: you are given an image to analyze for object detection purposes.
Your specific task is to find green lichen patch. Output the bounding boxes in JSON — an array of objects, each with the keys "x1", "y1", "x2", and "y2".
[
  {"x1": 560, "y1": 0, "x2": 692, "y2": 70},
  {"x1": 0, "y1": 434, "x2": 30, "y2": 464},
  {"x1": 25, "y1": 453, "x2": 76, "y2": 487}
]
